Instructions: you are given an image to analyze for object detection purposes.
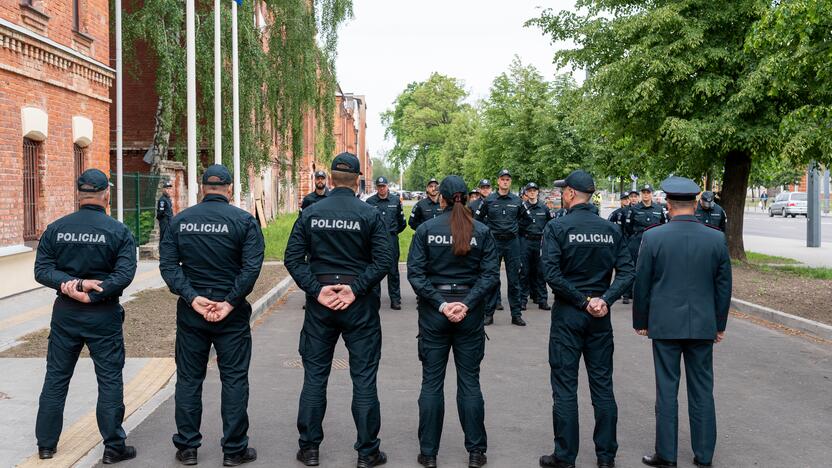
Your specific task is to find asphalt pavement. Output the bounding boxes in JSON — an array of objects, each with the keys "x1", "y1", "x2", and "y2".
[
  {"x1": 101, "y1": 268, "x2": 832, "y2": 468},
  {"x1": 742, "y1": 210, "x2": 832, "y2": 243}
]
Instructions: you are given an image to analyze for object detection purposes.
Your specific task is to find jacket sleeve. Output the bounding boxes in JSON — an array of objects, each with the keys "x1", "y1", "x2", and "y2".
[
  {"x1": 518, "y1": 203, "x2": 531, "y2": 236},
  {"x1": 462, "y1": 231, "x2": 500, "y2": 309},
  {"x1": 600, "y1": 234, "x2": 635, "y2": 305},
  {"x1": 406, "y1": 226, "x2": 446, "y2": 309},
  {"x1": 33, "y1": 225, "x2": 75, "y2": 290},
  {"x1": 474, "y1": 199, "x2": 488, "y2": 222},
  {"x1": 223, "y1": 217, "x2": 265, "y2": 307},
  {"x1": 396, "y1": 198, "x2": 407, "y2": 234},
  {"x1": 408, "y1": 201, "x2": 422, "y2": 230},
  {"x1": 632, "y1": 234, "x2": 654, "y2": 330},
  {"x1": 541, "y1": 222, "x2": 587, "y2": 308},
  {"x1": 284, "y1": 215, "x2": 324, "y2": 298},
  {"x1": 159, "y1": 219, "x2": 201, "y2": 305},
  {"x1": 714, "y1": 235, "x2": 732, "y2": 331},
  {"x1": 87, "y1": 228, "x2": 137, "y2": 303},
  {"x1": 351, "y1": 211, "x2": 394, "y2": 296}
]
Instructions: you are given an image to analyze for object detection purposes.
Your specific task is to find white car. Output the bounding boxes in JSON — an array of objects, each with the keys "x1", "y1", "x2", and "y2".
[{"x1": 769, "y1": 192, "x2": 807, "y2": 217}]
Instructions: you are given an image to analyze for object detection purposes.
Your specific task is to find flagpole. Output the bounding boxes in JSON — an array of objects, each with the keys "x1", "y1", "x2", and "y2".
[
  {"x1": 186, "y1": 0, "x2": 197, "y2": 206},
  {"x1": 232, "y1": 0, "x2": 241, "y2": 206},
  {"x1": 214, "y1": 0, "x2": 222, "y2": 165},
  {"x1": 115, "y1": 0, "x2": 123, "y2": 221}
]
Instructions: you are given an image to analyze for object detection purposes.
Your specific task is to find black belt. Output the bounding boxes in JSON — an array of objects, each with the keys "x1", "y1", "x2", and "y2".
[
  {"x1": 523, "y1": 234, "x2": 542, "y2": 240},
  {"x1": 316, "y1": 274, "x2": 357, "y2": 285},
  {"x1": 434, "y1": 284, "x2": 472, "y2": 292},
  {"x1": 493, "y1": 233, "x2": 516, "y2": 240}
]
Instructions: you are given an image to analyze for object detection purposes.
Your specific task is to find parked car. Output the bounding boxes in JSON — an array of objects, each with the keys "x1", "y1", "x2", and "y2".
[
  {"x1": 399, "y1": 191, "x2": 412, "y2": 200},
  {"x1": 769, "y1": 191, "x2": 807, "y2": 217},
  {"x1": 653, "y1": 190, "x2": 667, "y2": 205}
]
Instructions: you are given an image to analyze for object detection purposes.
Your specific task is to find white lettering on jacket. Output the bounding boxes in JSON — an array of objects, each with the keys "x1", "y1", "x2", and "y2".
[
  {"x1": 311, "y1": 218, "x2": 361, "y2": 231},
  {"x1": 427, "y1": 235, "x2": 478, "y2": 246},
  {"x1": 56, "y1": 232, "x2": 107, "y2": 244},
  {"x1": 568, "y1": 233, "x2": 614, "y2": 244},
  {"x1": 180, "y1": 223, "x2": 230, "y2": 233}
]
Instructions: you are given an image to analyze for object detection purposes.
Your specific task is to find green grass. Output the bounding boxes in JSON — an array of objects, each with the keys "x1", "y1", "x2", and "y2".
[
  {"x1": 745, "y1": 251, "x2": 800, "y2": 265},
  {"x1": 767, "y1": 265, "x2": 832, "y2": 280}
]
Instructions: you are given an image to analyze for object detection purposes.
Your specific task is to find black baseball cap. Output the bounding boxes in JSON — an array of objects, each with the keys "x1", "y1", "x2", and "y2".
[
  {"x1": 478, "y1": 179, "x2": 491, "y2": 188},
  {"x1": 497, "y1": 169, "x2": 512, "y2": 178},
  {"x1": 660, "y1": 176, "x2": 700, "y2": 201},
  {"x1": 470, "y1": 187, "x2": 480, "y2": 195},
  {"x1": 314, "y1": 170, "x2": 327, "y2": 178},
  {"x1": 700, "y1": 191, "x2": 715, "y2": 202},
  {"x1": 525, "y1": 182, "x2": 540, "y2": 191},
  {"x1": 620, "y1": 192, "x2": 629, "y2": 200},
  {"x1": 376, "y1": 176, "x2": 389, "y2": 186},
  {"x1": 426, "y1": 178, "x2": 439, "y2": 186},
  {"x1": 439, "y1": 175, "x2": 467, "y2": 200},
  {"x1": 641, "y1": 184, "x2": 654, "y2": 193},
  {"x1": 628, "y1": 190, "x2": 639, "y2": 196},
  {"x1": 331, "y1": 152, "x2": 362, "y2": 174},
  {"x1": 202, "y1": 164, "x2": 232, "y2": 185},
  {"x1": 163, "y1": 181, "x2": 173, "y2": 188},
  {"x1": 554, "y1": 170, "x2": 596, "y2": 193},
  {"x1": 77, "y1": 169, "x2": 112, "y2": 192}
]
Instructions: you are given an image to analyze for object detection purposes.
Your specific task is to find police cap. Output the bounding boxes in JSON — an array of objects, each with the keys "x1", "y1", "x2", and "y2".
[
  {"x1": 202, "y1": 164, "x2": 233, "y2": 185},
  {"x1": 700, "y1": 191, "x2": 715, "y2": 202},
  {"x1": 497, "y1": 169, "x2": 512, "y2": 178},
  {"x1": 554, "y1": 170, "x2": 596, "y2": 193},
  {"x1": 525, "y1": 182, "x2": 540, "y2": 191},
  {"x1": 163, "y1": 181, "x2": 174, "y2": 188},
  {"x1": 470, "y1": 187, "x2": 480, "y2": 195},
  {"x1": 628, "y1": 190, "x2": 639, "y2": 196},
  {"x1": 660, "y1": 176, "x2": 701, "y2": 201},
  {"x1": 332, "y1": 152, "x2": 362, "y2": 174},
  {"x1": 478, "y1": 179, "x2": 491, "y2": 188},
  {"x1": 375, "y1": 176, "x2": 389, "y2": 186},
  {"x1": 314, "y1": 170, "x2": 327, "y2": 179},
  {"x1": 77, "y1": 168, "x2": 112, "y2": 192},
  {"x1": 641, "y1": 184, "x2": 654, "y2": 193},
  {"x1": 439, "y1": 175, "x2": 467, "y2": 201},
  {"x1": 620, "y1": 192, "x2": 629, "y2": 200},
  {"x1": 426, "y1": 178, "x2": 439, "y2": 186}
]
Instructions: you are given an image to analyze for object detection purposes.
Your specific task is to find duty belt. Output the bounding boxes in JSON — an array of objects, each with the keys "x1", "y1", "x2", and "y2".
[
  {"x1": 493, "y1": 233, "x2": 516, "y2": 241},
  {"x1": 523, "y1": 234, "x2": 543, "y2": 240},
  {"x1": 433, "y1": 284, "x2": 472, "y2": 292},
  {"x1": 316, "y1": 274, "x2": 357, "y2": 285}
]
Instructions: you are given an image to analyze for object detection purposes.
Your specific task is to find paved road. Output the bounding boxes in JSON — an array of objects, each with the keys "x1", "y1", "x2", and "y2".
[
  {"x1": 742, "y1": 211, "x2": 832, "y2": 243},
  {"x1": 104, "y1": 270, "x2": 832, "y2": 468}
]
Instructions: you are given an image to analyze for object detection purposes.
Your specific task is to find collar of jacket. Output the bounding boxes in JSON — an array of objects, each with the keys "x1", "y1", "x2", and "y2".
[
  {"x1": 80, "y1": 204, "x2": 106, "y2": 212},
  {"x1": 567, "y1": 203, "x2": 593, "y2": 214},
  {"x1": 203, "y1": 193, "x2": 229, "y2": 203},
  {"x1": 670, "y1": 214, "x2": 698, "y2": 223},
  {"x1": 330, "y1": 187, "x2": 356, "y2": 197}
]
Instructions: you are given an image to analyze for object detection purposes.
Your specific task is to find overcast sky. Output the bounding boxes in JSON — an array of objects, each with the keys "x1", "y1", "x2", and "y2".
[{"x1": 334, "y1": 0, "x2": 578, "y2": 161}]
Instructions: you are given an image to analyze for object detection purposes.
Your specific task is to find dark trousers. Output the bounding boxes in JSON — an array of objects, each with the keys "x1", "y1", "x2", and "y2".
[
  {"x1": 486, "y1": 237, "x2": 522, "y2": 317},
  {"x1": 626, "y1": 234, "x2": 642, "y2": 298},
  {"x1": 159, "y1": 217, "x2": 170, "y2": 242},
  {"x1": 520, "y1": 237, "x2": 547, "y2": 305},
  {"x1": 549, "y1": 303, "x2": 618, "y2": 464},
  {"x1": 652, "y1": 340, "x2": 716, "y2": 464},
  {"x1": 386, "y1": 234, "x2": 401, "y2": 304},
  {"x1": 416, "y1": 294, "x2": 487, "y2": 457},
  {"x1": 173, "y1": 300, "x2": 252, "y2": 455},
  {"x1": 36, "y1": 297, "x2": 127, "y2": 450},
  {"x1": 298, "y1": 291, "x2": 382, "y2": 457}
]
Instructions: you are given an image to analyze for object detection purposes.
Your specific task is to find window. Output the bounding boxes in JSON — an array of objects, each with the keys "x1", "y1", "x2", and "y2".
[
  {"x1": 792, "y1": 193, "x2": 807, "y2": 201},
  {"x1": 23, "y1": 138, "x2": 40, "y2": 241},
  {"x1": 72, "y1": 0, "x2": 80, "y2": 31},
  {"x1": 74, "y1": 144, "x2": 85, "y2": 209}
]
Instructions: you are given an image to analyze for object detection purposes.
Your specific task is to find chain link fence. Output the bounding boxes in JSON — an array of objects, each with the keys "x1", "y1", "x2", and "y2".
[{"x1": 110, "y1": 172, "x2": 165, "y2": 245}]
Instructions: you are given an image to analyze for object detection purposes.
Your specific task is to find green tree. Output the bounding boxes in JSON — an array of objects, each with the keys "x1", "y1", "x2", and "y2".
[
  {"x1": 370, "y1": 157, "x2": 397, "y2": 183},
  {"x1": 529, "y1": 0, "x2": 779, "y2": 259}
]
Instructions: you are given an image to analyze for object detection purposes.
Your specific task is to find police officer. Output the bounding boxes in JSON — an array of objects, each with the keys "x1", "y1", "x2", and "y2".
[
  {"x1": 519, "y1": 182, "x2": 554, "y2": 310},
  {"x1": 366, "y1": 176, "x2": 407, "y2": 309},
  {"x1": 539, "y1": 170, "x2": 635, "y2": 468},
  {"x1": 159, "y1": 164, "x2": 265, "y2": 467},
  {"x1": 607, "y1": 192, "x2": 630, "y2": 234},
  {"x1": 467, "y1": 179, "x2": 491, "y2": 213},
  {"x1": 284, "y1": 152, "x2": 393, "y2": 468},
  {"x1": 409, "y1": 178, "x2": 442, "y2": 230},
  {"x1": 625, "y1": 185, "x2": 667, "y2": 265},
  {"x1": 300, "y1": 170, "x2": 329, "y2": 213},
  {"x1": 468, "y1": 187, "x2": 481, "y2": 206},
  {"x1": 633, "y1": 177, "x2": 732, "y2": 468},
  {"x1": 157, "y1": 181, "x2": 174, "y2": 240},
  {"x1": 695, "y1": 191, "x2": 727, "y2": 231},
  {"x1": 407, "y1": 175, "x2": 498, "y2": 468},
  {"x1": 475, "y1": 169, "x2": 530, "y2": 326},
  {"x1": 34, "y1": 169, "x2": 137, "y2": 464}
]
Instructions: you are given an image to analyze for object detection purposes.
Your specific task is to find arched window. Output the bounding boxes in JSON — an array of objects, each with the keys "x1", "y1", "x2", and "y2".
[{"x1": 23, "y1": 138, "x2": 41, "y2": 240}]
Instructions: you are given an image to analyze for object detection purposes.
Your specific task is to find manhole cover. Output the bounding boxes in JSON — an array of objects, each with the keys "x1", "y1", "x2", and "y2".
[
  {"x1": 0, "y1": 392, "x2": 9, "y2": 400},
  {"x1": 282, "y1": 357, "x2": 349, "y2": 370}
]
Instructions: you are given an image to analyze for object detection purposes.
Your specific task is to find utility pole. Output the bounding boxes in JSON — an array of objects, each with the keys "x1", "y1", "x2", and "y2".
[
  {"x1": 186, "y1": 0, "x2": 197, "y2": 206},
  {"x1": 115, "y1": 0, "x2": 123, "y2": 221},
  {"x1": 807, "y1": 163, "x2": 821, "y2": 248},
  {"x1": 214, "y1": 0, "x2": 222, "y2": 165},
  {"x1": 824, "y1": 168, "x2": 830, "y2": 214}
]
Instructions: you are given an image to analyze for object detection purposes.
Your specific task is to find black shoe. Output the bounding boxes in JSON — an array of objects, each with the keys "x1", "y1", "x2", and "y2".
[
  {"x1": 511, "y1": 316, "x2": 526, "y2": 326},
  {"x1": 693, "y1": 458, "x2": 712, "y2": 467},
  {"x1": 496, "y1": 304, "x2": 504, "y2": 310},
  {"x1": 484, "y1": 315, "x2": 494, "y2": 326},
  {"x1": 539, "y1": 453, "x2": 575, "y2": 468},
  {"x1": 103, "y1": 446, "x2": 137, "y2": 464},
  {"x1": 176, "y1": 448, "x2": 198, "y2": 466},
  {"x1": 296, "y1": 448, "x2": 320, "y2": 466},
  {"x1": 641, "y1": 454, "x2": 676, "y2": 467},
  {"x1": 622, "y1": 298, "x2": 630, "y2": 305},
  {"x1": 598, "y1": 460, "x2": 615, "y2": 468},
  {"x1": 417, "y1": 453, "x2": 437, "y2": 468},
  {"x1": 521, "y1": 303, "x2": 527, "y2": 310},
  {"x1": 38, "y1": 447, "x2": 56, "y2": 460},
  {"x1": 469, "y1": 451, "x2": 487, "y2": 467},
  {"x1": 391, "y1": 302, "x2": 401, "y2": 310},
  {"x1": 357, "y1": 450, "x2": 387, "y2": 468},
  {"x1": 538, "y1": 302, "x2": 551, "y2": 310},
  {"x1": 223, "y1": 448, "x2": 257, "y2": 466}
]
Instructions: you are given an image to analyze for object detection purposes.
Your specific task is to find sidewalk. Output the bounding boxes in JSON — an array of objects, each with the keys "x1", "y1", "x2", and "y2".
[{"x1": 743, "y1": 234, "x2": 832, "y2": 267}]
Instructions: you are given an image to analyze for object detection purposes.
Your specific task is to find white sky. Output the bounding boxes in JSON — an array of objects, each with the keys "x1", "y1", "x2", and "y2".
[{"x1": 334, "y1": 0, "x2": 578, "y2": 161}]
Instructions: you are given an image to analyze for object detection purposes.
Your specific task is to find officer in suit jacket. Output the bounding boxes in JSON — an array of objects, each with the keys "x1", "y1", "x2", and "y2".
[{"x1": 633, "y1": 176, "x2": 732, "y2": 468}]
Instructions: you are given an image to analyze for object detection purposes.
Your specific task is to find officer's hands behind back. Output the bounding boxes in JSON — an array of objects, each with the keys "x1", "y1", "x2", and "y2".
[
  {"x1": 318, "y1": 285, "x2": 355, "y2": 311},
  {"x1": 60, "y1": 280, "x2": 92, "y2": 303},
  {"x1": 586, "y1": 298, "x2": 609, "y2": 318},
  {"x1": 444, "y1": 302, "x2": 468, "y2": 323}
]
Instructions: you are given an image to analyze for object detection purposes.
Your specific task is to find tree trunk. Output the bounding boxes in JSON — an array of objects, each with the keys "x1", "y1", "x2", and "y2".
[
  {"x1": 150, "y1": 97, "x2": 171, "y2": 173},
  {"x1": 721, "y1": 150, "x2": 752, "y2": 260}
]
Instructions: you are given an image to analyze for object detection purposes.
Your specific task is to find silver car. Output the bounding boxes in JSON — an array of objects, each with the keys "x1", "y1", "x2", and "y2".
[{"x1": 769, "y1": 191, "x2": 807, "y2": 217}]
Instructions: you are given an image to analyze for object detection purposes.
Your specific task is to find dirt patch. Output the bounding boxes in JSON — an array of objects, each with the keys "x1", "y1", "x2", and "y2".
[
  {"x1": 0, "y1": 264, "x2": 288, "y2": 358},
  {"x1": 732, "y1": 262, "x2": 832, "y2": 325}
]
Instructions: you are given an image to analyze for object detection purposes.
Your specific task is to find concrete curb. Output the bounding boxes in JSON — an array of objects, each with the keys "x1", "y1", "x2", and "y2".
[
  {"x1": 732, "y1": 297, "x2": 832, "y2": 341},
  {"x1": 74, "y1": 275, "x2": 295, "y2": 468}
]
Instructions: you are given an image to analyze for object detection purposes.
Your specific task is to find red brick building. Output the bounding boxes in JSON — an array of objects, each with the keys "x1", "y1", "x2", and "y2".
[{"x1": 0, "y1": 0, "x2": 113, "y2": 297}]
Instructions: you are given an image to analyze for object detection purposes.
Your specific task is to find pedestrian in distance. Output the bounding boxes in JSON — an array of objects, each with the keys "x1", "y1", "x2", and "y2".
[
  {"x1": 366, "y1": 176, "x2": 407, "y2": 310},
  {"x1": 157, "y1": 181, "x2": 174, "y2": 241},
  {"x1": 159, "y1": 164, "x2": 265, "y2": 467},
  {"x1": 540, "y1": 170, "x2": 635, "y2": 468},
  {"x1": 407, "y1": 175, "x2": 499, "y2": 468},
  {"x1": 284, "y1": 152, "x2": 394, "y2": 468},
  {"x1": 634, "y1": 177, "x2": 732, "y2": 468},
  {"x1": 695, "y1": 191, "x2": 727, "y2": 232},
  {"x1": 519, "y1": 182, "x2": 554, "y2": 311},
  {"x1": 409, "y1": 178, "x2": 442, "y2": 230},
  {"x1": 300, "y1": 170, "x2": 330, "y2": 213},
  {"x1": 34, "y1": 169, "x2": 138, "y2": 464}
]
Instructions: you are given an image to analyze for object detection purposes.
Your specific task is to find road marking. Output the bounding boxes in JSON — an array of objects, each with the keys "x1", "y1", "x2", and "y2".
[{"x1": 16, "y1": 358, "x2": 176, "y2": 468}]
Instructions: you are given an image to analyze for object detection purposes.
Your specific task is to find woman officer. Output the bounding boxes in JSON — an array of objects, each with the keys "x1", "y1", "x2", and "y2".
[{"x1": 407, "y1": 175, "x2": 499, "y2": 468}]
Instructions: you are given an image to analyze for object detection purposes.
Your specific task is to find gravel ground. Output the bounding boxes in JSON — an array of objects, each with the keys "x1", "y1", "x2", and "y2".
[
  {"x1": 0, "y1": 264, "x2": 287, "y2": 358},
  {"x1": 731, "y1": 262, "x2": 832, "y2": 325}
]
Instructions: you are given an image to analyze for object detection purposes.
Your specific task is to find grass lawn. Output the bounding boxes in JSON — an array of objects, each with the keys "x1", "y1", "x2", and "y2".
[
  {"x1": 744, "y1": 251, "x2": 800, "y2": 265},
  {"x1": 737, "y1": 251, "x2": 832, "y2": 280}
]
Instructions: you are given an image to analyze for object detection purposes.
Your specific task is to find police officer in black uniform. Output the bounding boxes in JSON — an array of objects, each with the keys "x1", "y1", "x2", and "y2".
[
  {"x1": 695, "y1": 191, "x2": 727, "y2": 231},
  {"x1": 407, "y1": 175, "x2": 498, "y2": 468},
  {"x1": 539, "y1": 170, "x2": 635, "y2": 468},
  {"x1": 284, "y1": 152, "x2": 393, "y2": 468},
  {"x1": 519, "y1": 182, "x2": 554, "y2": 310},
  {"x1": 475, "y1": 169, "x2": 530, "y2": 326},
  {"x1": 159, "y1": 164, "x2": 265, "y2": 467},
  {"x1": 634, "y1": 177, "x2": 732, "y2": 468},
  {"x1": 607, "y1": 193, "x2": 630, "y2": 234},
  {"x1": 366, "y1": 176, "x2": 407, "y2": 309},
  {"x1": 157, "y1": 181, "x2": 174, "y2": 240},
  {"x1": 468, "y1": 187, "x2": 481, "y2": 206},
  {"x1": 468, "y1": 179, "x2": 492, "y2": 213},
  {"x1": 300, "y1": 170, "x2": 330, "y2": 213},
  {"x1": 625, "y1": 185, "x2": 667, "y2": 266},
  {"x1": 34, "y1": 169, "x2": 137, "y2": 464},
  {"x1": 410, "y1": 178, "x2": 442, "y2": 230}
]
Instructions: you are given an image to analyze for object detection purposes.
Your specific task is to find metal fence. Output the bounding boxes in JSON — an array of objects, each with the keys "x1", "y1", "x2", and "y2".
[{"x1": 110, "y1": 172, "x2": 165, "y2": 245}]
